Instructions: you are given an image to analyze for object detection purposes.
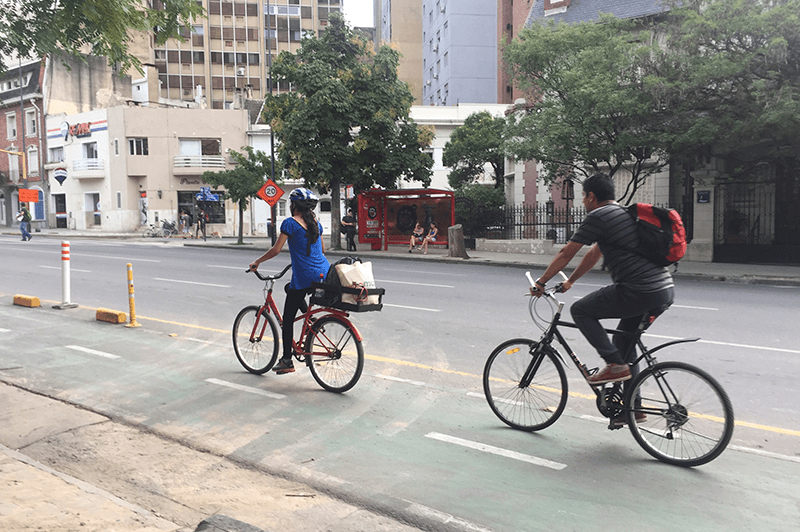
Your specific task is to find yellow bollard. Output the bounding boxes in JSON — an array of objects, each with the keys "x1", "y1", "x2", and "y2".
[{"x1": 125, "y1": 263, "x2": 141, "y2": 328}]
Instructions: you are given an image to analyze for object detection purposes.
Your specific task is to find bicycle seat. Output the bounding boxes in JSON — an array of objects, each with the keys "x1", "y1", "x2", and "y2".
[{"x1": 638, "y1": 304, "x2": 670, "y2": 331}]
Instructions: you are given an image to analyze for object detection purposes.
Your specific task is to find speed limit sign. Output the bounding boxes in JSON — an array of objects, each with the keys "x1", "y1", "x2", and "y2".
[{"x1": 257, "y1": 179, "x2": 284, "y2": 206}]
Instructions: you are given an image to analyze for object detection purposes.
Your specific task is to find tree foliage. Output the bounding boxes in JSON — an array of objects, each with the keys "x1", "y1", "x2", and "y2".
[
  {"x1": 265, "y1": 12, "x2": 432, "y2": 248},
  {"x1": 504, "y1": 14, "x2": 667, "y2": 202},
  {"x1": 651, "y1": 0, "x2": 800, "y2": 178},
  {"x1": 202, "y1": 147, "x2": 273, "y2": 245},
  {"x1": 442, "y1": 111, "x2": 506, "y2": 189},
  {"x1": 0, "y1": 0, "x2": 204, "y2": 74},
  {"x1": 453, "y1": 184, "x2": 505, "y2": 238}
]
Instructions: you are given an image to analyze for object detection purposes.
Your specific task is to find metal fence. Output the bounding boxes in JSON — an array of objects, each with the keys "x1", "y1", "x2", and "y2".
[{"x1": 463, "y1": 203, "x2": 587, "y2": 243}]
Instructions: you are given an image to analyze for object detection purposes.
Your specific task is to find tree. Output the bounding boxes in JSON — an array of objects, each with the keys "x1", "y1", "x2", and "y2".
[
  {"x1": 453, "y1": 184, "x2": 505, "y2": 238},
  {"x1": 0, "y1": 0, "x2": 204, "y2": 74},
  {"x1": 202, "y1": 147, "x2": 273, "y2": 245},
  {"x1": 266, "y1": 12, "x2": 433, "y2": 249},
  {"x1": 442, "y1": 111, "x2": 506, "y2": 189},
  {"x1": 503, "y1": 14, "x2": 672, "y2": 203},
  {"x1": 650, "y1": 0, "x2": 800, "y2": 179}
]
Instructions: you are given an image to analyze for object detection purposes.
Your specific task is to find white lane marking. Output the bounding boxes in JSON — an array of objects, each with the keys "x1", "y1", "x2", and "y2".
[
  {"x1": 0, "y1": 328, "x2": 10, "y2": 333},
  {"x1": 154, "y1": 278, "x2": 231, "y2": 288},
  {"x1": 729, "y1": 445, "x2": 800, "y2": 464},
  {"x1": 645, "y1": 333, "x2": 800, "y2": 355},
  {"x1": 425, "y1": 432, "x2": 567, "y2": 471},
  {"x1": 375, "y1": 374, "x2": 426, "y2": 386},
  {"x1": 376, "y1": 279, "x2": 454, "y2": 289},
  {"x1": 382, "y1": 267, "x2": 468, "y2": 277},
  {"x1": 65, "y1": 345, "x2": 121, "y2": 359},
  {"x1": 207, "y1": 265, "x2": 247, "y2": 270},
  {"x1": 39, "y1": 265, "x2": 92, "y2": 273},
  {"x1": 80, "y1": 253, "x2": 161, "y2": 263},
  {"x1": 673, "y1": 304, "x2": 719, "y2": 311},
  {"x1": 404, "y1": 501, "x2": 494, "y2": 532},
  {"x1": 183, "y1": 337, "x2": 216, "y2": 345},
  {"x1": 205, "y1": 378, "x2": 286, "y2": 399},
  {"x1": 383, "y1": 303, "x2": 441, "y2": 312}
]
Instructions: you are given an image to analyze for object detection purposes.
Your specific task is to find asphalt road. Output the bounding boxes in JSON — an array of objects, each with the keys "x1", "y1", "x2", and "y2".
[{"x1": 1, "y1": 235, "x2": 799, "y2": 532}]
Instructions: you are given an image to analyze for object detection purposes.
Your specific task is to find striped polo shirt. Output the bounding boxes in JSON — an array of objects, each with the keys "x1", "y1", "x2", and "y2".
[{"x1": 571, "y1": 203, "x2": 673, "y2": 293}]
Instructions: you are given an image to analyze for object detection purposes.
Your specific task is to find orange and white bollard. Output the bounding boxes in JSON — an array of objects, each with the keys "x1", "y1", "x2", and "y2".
[
  {"x1": 125, "y1": 263, "x2": 141, "y2": 327},
  {"x1": 53, "y1": 241, "x2": 78, "y2": 309}
]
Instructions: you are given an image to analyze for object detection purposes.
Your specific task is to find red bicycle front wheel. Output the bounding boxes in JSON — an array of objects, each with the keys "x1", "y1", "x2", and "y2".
[{"x1": 232, "y1": 305, "x2": 280, "y2": 374}]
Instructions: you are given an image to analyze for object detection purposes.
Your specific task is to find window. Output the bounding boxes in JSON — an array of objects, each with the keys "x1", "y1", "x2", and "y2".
[
  {"x1": 25, "y1": 109, "x2": 36, "y2": 136},
  {"x1": 84, "y1": 142, "x2": 98, "y2": 159},
  {"x1": 49, "y1": 146, "x2": 64, "y2": 163},
  {"x1": 6, "y1": 113, "x2": 16, "y2": 139},
  {"x1": 117, "y1": 191, "x2": 122, "y2": 209},
  {"x1": 128, "y1": 138, "x2": 149, "y2": 156},
  {"x1": 27, "y1": 147, "x2": 38, "y2": 175}
]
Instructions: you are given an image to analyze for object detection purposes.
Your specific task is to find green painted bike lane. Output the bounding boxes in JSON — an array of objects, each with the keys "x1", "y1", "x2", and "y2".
[{"x1": 1, "y1": 300, "x2": 798, "y2": 532}]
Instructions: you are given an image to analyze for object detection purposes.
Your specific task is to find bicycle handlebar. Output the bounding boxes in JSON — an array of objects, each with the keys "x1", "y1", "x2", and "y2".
[
  {"x1": 526, "y1": 271, "x2": 568, "y2": 295},
  {"x1": 246, "y1": 263, "x2": 292, "y2": 281}
]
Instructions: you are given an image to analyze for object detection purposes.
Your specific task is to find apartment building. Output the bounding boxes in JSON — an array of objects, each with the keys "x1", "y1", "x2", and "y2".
[
  {"x1": 150, "y1": 0, "x2": 343, "y2": 108},
  {"x1": 375, "y1": 0, "x2": 423, "y2": 103},
  {"x1": 421, "y1": 0, "x2": 497, "y2": 107}
]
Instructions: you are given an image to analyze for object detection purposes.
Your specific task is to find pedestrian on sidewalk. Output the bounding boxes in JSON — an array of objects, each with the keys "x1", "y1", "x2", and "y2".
[
  {"x1": 196, "y1": 208, "x2": 207, "y2": 241},
  {"x1": 17, "y1": 203, "x2": 32, "y2": 241},
  {"x1": 342, "y1": 208, "x2": 357, "y2": 251}
]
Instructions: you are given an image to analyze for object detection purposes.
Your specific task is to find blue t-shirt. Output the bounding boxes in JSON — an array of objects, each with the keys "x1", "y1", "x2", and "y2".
[{"x1": 281, "y1": 217, "x2": 330, "y2": 290}]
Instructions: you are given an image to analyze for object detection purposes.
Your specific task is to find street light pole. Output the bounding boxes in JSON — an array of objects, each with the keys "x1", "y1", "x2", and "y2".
[{"x1": 266, "y1": 0, "x2": 277, "y2": 245}]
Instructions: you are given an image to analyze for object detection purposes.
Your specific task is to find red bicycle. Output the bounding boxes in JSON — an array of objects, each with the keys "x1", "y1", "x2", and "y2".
[{"x1": 233, "y1": 264, "x2": 383, "y2": 393}]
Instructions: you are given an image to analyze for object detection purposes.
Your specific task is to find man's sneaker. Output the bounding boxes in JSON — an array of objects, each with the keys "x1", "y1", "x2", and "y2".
[
  {"x1": 272, "y1": 358, "x2": 295, "y2": 374},
  {"x1": 610, "y1": 412, "x2": 647, "y2": 429},
  {"x1": 587, "y1": 363, "x2": 631, "y2": 385}
]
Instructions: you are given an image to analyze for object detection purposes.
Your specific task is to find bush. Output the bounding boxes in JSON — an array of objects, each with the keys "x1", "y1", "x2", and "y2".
[{"x1": 454, "y1": 185, "x2": 505, "y2": 238}]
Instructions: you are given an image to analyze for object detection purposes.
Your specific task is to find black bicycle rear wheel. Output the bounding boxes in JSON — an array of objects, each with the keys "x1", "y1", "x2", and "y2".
[
  {"x1": 626, "y1": 361, "x2": 734, "y2": 467},
  {"x1": 304, "y1": 316, "x2": 363, "y2": 393},
  {"x1": 483, "y1": 339, "x2": 568, "y2": 431},
  {"x1": 232, "y1": 306, "x2": 280, "y2": 374}
]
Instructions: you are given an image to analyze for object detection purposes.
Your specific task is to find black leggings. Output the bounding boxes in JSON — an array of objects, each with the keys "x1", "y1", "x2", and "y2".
[{"x1": 282, "y1": 284, "x2": 309, "y2": 360}]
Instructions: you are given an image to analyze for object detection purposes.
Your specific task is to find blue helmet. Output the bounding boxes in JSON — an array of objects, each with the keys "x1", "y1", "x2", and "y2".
[{"x1": 289, "y1": 187, "x2": 318, "y2": 210}]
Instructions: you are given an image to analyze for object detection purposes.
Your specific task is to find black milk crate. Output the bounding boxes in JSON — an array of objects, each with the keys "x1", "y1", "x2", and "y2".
[{"x1": 309, "y1": 282, "x2": 385, "y2": 312}]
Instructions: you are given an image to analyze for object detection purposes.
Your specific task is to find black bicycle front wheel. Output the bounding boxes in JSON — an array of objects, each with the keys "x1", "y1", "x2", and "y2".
[
  {"x1": 626, "y1": 361, "x2": 734, "y2": 467},
  {"x1": 304, "y1": 316, "x2": 364, "y2": 393},
  {"x1": 483, "y1": 339, "x2": 568, "y2": 431},
  {"x1": 232, "y1": 306, "x2": 280, "y2": 374}
]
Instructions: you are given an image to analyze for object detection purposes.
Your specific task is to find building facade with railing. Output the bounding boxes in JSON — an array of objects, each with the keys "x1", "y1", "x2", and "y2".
[{"x1": 44, "y1": 106, "x2": 249, "y2": 232}]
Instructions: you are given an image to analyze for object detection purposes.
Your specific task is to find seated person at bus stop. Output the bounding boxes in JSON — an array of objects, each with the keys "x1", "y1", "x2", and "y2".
[{"x1": 409, "y1": 222, "x2": 424, "y2": 252}]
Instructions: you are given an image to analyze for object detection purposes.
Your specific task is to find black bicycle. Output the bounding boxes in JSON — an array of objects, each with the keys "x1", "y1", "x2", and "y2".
[{"x1": 483, "y1": 272, "x2": 734, "y2": 467}]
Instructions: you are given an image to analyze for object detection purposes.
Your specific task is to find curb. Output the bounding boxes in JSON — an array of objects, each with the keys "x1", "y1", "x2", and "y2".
[
  {"x1": 13, "y1": 295, "x2": 40, "y2": 307},
  {"x1": 95, "y1": 308, "x2": 127, "y2": 324}
]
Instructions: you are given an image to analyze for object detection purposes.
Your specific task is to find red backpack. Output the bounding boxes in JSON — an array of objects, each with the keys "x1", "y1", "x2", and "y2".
[{"x1": 625, "y1": 204, "x2": 687, "y2": 267}]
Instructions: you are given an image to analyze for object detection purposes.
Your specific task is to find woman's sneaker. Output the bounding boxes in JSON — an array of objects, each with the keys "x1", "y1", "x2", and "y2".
[{"x1": 272, "y1": 358, "x2": 295, "y2": 374}]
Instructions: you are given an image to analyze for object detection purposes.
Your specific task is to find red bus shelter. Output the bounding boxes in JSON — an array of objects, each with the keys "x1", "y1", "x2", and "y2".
[{"x1": 357, "y1": 189, "x2": 455, "y2": 250}]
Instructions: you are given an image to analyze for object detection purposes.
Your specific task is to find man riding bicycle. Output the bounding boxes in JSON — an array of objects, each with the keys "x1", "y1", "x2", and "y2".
[{"x1": 531, "y1": 173, "x2": 674, "y2": 391}]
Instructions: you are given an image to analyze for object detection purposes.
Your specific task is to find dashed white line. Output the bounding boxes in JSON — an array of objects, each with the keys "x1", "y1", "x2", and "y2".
[
  {"x1": 40, "y1": 265, "x2": 92, "y2": 273},
  {"x1": 375, "y1": 374, "x2": 426, "y2": 386},
  {"x1": 404, "y1": 502, "x2": 495, "y2": 532},
  {"x1": 729, "y1": 444, "x2": 800, "y2": 463},
  {"x1": 376, "y1": 279, "x2": 455, "y2": 289},
  {"x1": 207, "y1": 265, "x2": 247, "y2": 270},
  {"x1": 205, "y1": 378, "x2": 285, "y2": 399},
  {"x1": 425, "y1": 432, "x2": 567, "y2": 471},
  {"x1": 0, "y1": 328, "x2": 10, "y2": 333},
  {"x1": 65, "y1": 345, "x2": 120, "y2": 359},
  {"x1": 645, "y1": 333, "x2": 800, "y2": 355},
  {"x1": 383, "y1": 303, "x2": 441, "y2": 312},
  {"x1": 673, "y1": 304, "x2": 719, "y2": 311},
  {"x1": 154, "y1": 278, "x2": 231, "y2": 288}
]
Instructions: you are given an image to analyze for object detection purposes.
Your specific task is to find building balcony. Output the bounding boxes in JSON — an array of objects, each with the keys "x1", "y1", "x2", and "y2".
[
  {"x1": 173, "y1": 155, "x2": 227, "y2": 175},
  {"x1": 71, "y1": 158, "x2": 105, "y2": 179}
]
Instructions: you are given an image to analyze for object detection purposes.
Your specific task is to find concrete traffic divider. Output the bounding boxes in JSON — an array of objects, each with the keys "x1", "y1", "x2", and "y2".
[
  {"x1": 95, "y1": 308, "x2": 127, "y2": 324},
  {"x1": 13, "y1": 295, "x2": 40, "y2": 308}
]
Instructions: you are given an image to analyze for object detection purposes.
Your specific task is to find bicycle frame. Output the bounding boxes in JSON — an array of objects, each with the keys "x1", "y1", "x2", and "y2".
[{"x1": 249, "y1": 265, "x2": 362, "y2": 360}]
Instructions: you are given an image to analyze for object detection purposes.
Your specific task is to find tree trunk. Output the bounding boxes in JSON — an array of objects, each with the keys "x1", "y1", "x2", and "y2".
[
  {"x1": 237, "y1": 201, "x2": 244, "y2": 244},
  {"x1": 330, "y1": 176, "x2": 342, "y2": 250}
]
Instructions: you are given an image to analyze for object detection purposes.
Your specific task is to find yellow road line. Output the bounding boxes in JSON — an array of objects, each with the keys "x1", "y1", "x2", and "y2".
[{"x1": 8, "y1": 298, "x2": 800, "y2": 438}]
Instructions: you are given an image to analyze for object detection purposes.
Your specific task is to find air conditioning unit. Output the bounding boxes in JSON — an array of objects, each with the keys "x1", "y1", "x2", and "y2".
[
  {"x1": 433, "y1": 73, "x2": 438, "y2": 79},
  {"x1": 441, "y1": 6, "x2": 446, "y2": 13},
  {"x1": 236, "y1": 67, "x2": 245, "y2": 76},
  {"x1": 426, "y1": 79, "x2": 431, "y2": 85},
  {"x1": 432, "y1": 44, "x2": 438, "y2": 52}
]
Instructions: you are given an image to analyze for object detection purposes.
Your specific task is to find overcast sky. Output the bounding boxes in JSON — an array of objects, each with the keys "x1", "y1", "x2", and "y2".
[{"x1": 342, "y1": 0, "x2": 374, "y2": 28}]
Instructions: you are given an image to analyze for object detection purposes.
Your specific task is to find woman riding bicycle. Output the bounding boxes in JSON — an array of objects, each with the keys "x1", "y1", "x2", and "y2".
[{"x1": 249, "y1": 188, "x2": 330, "y2": 374}]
